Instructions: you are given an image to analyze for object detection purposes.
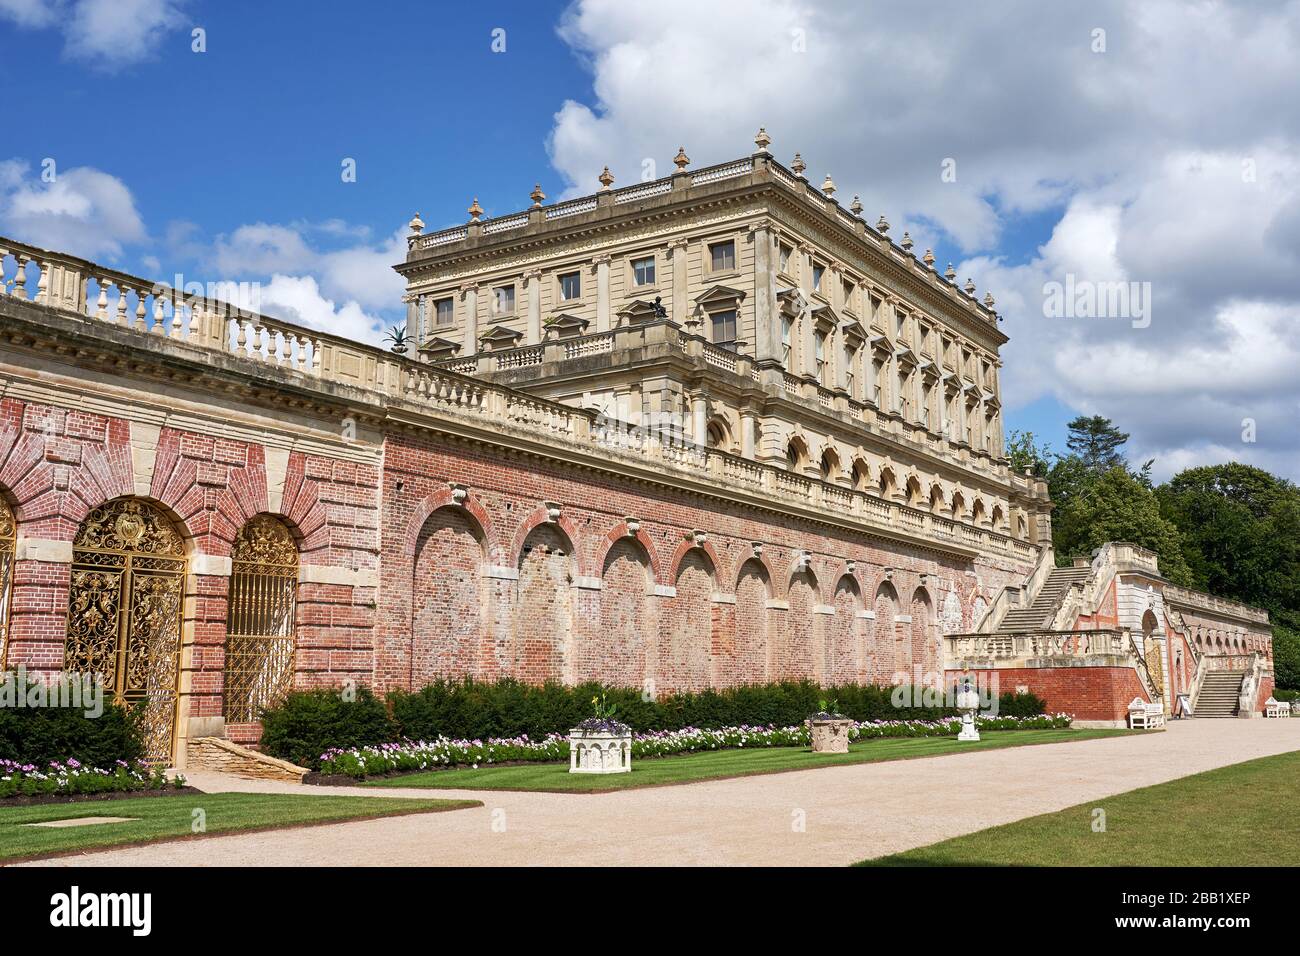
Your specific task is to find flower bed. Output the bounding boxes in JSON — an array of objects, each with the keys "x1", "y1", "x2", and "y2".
[
  {"x1": 0, "y1": 759, "x2": 186, "y2": 800},
  {"x1": 318, "y1": 713, "x2": 1072, "y2": 779}
]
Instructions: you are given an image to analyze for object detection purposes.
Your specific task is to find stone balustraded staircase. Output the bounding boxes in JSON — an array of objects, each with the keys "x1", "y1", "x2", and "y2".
[
  {"x1": 997, "y1": 566, "x2": 1093, "y2": 633},
  {"x1": 1195, "y1": 671, "x2": 1245, "y2": 718}
]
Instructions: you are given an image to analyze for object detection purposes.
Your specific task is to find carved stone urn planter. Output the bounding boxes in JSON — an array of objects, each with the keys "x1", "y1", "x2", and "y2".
[
  {"x1": 568, "y1": 719, "x2": 632, "y2": 774},
  {"x1": 808, "y1": 714, "x2": 853, "y2": 753}
]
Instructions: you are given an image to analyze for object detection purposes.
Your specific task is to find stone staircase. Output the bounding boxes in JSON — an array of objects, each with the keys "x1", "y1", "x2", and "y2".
[
  {"x1": 997, "y1": 566, "x2": 1093, "y2": 633},
  {"x1": 1195, "y1": 671, "x2": 1245, "y2": 718}
]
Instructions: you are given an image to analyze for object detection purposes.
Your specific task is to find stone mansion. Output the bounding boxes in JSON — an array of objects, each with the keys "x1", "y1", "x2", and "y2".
[{"x1": 0, "y1": 131, "x2": 1275, "y2": 765}]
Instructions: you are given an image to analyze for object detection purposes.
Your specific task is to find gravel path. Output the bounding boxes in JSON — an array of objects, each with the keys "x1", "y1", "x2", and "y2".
[{"x1": 20, "y1": 719, "x2": 1300, "y2": 867}]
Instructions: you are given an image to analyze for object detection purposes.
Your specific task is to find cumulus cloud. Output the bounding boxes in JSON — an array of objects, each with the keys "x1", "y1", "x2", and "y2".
[
  {"x1": 222, "y1": 274, "x2": 386, "y2": 348},
  {"x1": 0, "y1": 159, "x2": 146, "y2": 260},
  {"x1": 550, "y1": 0, "x2": 1300, "y2": 478},
  {"x1": 0, "y1": 0, "x2": 187, "y2": 70}
]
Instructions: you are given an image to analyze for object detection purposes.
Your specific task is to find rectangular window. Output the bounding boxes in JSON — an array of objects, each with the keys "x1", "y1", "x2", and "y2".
[
  {"x1": 844, "y1": 346, "x2": 856, "y2": 395},
  {"x1": 812, "y1": 263, "x2": 825, "y2": 293},
  {"x1": 493, "y1": 284, "x2": 515, "y2": 314},
  {"x1": 434, "y1": 297, "x2": 454, "y2": 327},
  {"x1": 781, "y1": 316, "x2": 793, "y2": 365},
  {"x1": 631, "y1": 255, "x2": 656, "y2": 287},
  {"x1": 870, "y1": 295, "x2": 882, "y2": 326},
  {"x1": 559, "y1": 271, "x2": 581, "y2": 301},
  {"x1": 710, "y1": 240, "x2": 736, "y2": 273},
  {"x1": 779, "y1": 244, "x2": 792, "y2": 274},
  {"x1": 814, "y1": 330, "x2": 826, "y2": 377},
  {"x1": 711, "y1": 309, "x2": 737, "y2": 349}
]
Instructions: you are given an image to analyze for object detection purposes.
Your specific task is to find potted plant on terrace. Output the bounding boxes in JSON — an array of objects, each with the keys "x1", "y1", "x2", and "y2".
[
  {"x1": 568, "y1": 690, "x2": 632, "y2": 774},
  {"x1": 808, "y1": 698, "x2": 853, "y2": 753}
]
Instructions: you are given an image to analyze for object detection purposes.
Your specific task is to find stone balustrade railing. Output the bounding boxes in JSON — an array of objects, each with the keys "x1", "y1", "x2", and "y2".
[
  {"x1": 0, "y1": 234, "x2": 1039, "y2": 563},
  {"x1": 946, "y1": 629, "x2": 1128, "y2": 661},
  {"x1": 408, "y1": 155, "x2": 999, "y2": 330},
  {"x1": 1163, "y1": 584, "x2": 1270, "y2": 625}
]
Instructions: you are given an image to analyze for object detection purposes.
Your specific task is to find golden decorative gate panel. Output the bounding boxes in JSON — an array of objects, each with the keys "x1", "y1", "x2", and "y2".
[
  {"x1": 223, "y1": 515, "x2": 298, "y2": 723},
  {"x1": 65, "y1": 499, "x2": 185, "y2": 763}
]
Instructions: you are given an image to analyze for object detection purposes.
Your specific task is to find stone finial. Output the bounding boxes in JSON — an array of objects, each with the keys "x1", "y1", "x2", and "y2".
[
  {"x1": 922, "y1": 248, "x2": 936, "y2": 268},
  {"x1": 530, "y1": 183, "x2": 546, "y2": 208},
  {"x1": 754, "y1": 127, "x2": 772, "y2": 153},
  {"x1": 821, "y1": 174, "x2": 836, "y2": 197},
  {"x1": 467, "y1": 197, "x2": 484, "y2": 222},
  {"x1": 673, "y1": 146, "x2": 690, "y2": 170},
  {"x1": 598, "y1": 166, "x2": 615, "y2": 190},
  {"x1": 408, "y1": 211, "x2": 425, "y2": 235},
  {"x1": 791, "y1": 153, "x2": 807, "y2": 178},
  {"x1": 876, "y1": 214, "x2": 890, "y2": 235},
  {"x1": 849, "y1": 195, "x2": 863, "y2": 216},
  {"x1": 964, "y1": 277, "x2": 976, "y2": 295},
  {"x1": 944, "y1": 262, "x2": 957, "y2": 281},
  {"x1": 983, "y1": 291, "x2": 996, "y2": 309},
  {"x1": 900, "y1": 231, "x2": 914, "y2": 253}
]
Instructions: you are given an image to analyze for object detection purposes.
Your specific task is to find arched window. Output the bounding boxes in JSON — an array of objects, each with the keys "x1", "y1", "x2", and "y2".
[
  {"x1": 223, "y1": 515, "x2": 299, "y2": 723},
  {"x1": 706, "y1": 419, "x2": 729, "y2": 451},
  {"x1": 820, "y1": 448, "x2": 840, "y2": 480},
  {"x1": 851, "y1": 460, "x2": 871, "y2": 491},
  {"x1": 786, "y1": 439, "x2": 806, "y2": 472},
  {"x1": 0, "y1": 498, "x2": 14, "y2": 667}
]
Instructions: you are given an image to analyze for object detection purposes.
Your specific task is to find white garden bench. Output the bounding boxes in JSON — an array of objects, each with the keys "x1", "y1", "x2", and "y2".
[
  {"x1": 1127, "y1": 697, "x2": 1166, "y2": 729},
  {"x1": 1264, "y1": 698, "x2": 1291, "y2": 718}
]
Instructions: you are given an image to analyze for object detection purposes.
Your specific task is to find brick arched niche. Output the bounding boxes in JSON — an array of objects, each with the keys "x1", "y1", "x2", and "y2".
[
  {"x1": 873, "y1": 580, "x2": 900, "y2": 684},
  {"x1": 513, "y1": 522, "x2": 575, "y2": 683},
  {"x1": 660, "y1": 547, "x2": 716, "y2": 692},
  {"x1": 412, "y1": 506, "x2": 487, "y2": 686},
  {"x1": 785, "y1": 566, "x2": 820, "y2": 682},
  {"x1": 830, "y1": 574, "x2": 864, "y2": 685},
  {"x1": 732, "y1": 557, "x2": 772, "y2": 684},
  {"x1": 910, "y1": 587, "x2": 935, "y2": 676},
  {"x1": 581, "y1": 537, "x2": 655, "y2": 687}
]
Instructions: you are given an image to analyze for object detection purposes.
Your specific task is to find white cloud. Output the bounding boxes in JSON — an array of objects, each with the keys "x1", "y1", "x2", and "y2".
[
  {"x1": 0, "y1": 159, "x2": 146, "y2": 260},
  {"x1": 222, "y1": 274, "x2": 386, "y2": 347},
  {"x1": 0, "y1": 0, "x2": 187, "y2": 70},
  {"x1": 550, "y1": 0, "x2": 1300, "y2": 478}
]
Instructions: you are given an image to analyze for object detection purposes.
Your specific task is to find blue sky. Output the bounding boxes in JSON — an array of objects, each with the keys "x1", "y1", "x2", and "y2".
[{"x1": 3, "y1": 0, "x2": 1297, "y2": 479}]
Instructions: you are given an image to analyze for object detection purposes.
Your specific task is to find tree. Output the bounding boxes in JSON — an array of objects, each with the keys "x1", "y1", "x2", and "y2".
[
  {"x1": 1273, "y1": 627, "x2": 1300, "y2": 691},
  {"x1": 1065, "y1": 415, "x2": 1132, "y2": 474},
  {"x1": 1005, "y1": 429, "x2": 1053, "y2": 478},
  {"x1": 1050, "y1": 466, "x2": 1194, "y2": 585}
]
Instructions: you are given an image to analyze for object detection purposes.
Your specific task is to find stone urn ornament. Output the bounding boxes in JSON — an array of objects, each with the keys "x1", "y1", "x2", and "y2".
[
  {"x1": 808, "y1": 698, "x2": 854, "y2": 753},
  {"x1": 569, "y1": 691, "x2": 632, "y2": 774},
  {"x1": 956, "y1": 678, "x2": 981, "y2": 742}
]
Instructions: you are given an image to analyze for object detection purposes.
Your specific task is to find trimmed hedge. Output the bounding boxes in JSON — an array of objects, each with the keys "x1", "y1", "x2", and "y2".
[
  {"x1": 261, "y1": 678, "x2": 1047, "y2": 769},
  {"x1": 0, "y1": 699, "x2": 144, "y2": 766},
  {"x1": 257, "y1": 686, "x2": 393, "y2": 770}
]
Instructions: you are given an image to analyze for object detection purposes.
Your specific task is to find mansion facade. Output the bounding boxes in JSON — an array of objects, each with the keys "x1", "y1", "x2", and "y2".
[{"x1": 0, "y1": 132, "x2": 1274, "y2": 765}]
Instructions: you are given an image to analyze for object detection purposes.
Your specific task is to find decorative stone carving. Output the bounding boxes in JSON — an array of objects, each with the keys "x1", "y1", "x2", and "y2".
[
  {"x1": 809, "y1": 717, "x2": 852, "y2": 753},
  {"x1": 569, "y1": 727, "x2": 632, "y2": 773}
]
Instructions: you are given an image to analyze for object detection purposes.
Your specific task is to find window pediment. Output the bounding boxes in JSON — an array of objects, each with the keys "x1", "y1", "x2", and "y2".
[
  {"x1": 418, "y1": 336, "x2": 462, "y2": 360},
  {"x1": 695, "y1": 284, "x2": 747, "y2": 308},
  {"x1": 478, "y1": 324, "x2": 523, "y2": 350},
  {"x1": 544, "y1": 313, "x2": 590, "y2": 339}
]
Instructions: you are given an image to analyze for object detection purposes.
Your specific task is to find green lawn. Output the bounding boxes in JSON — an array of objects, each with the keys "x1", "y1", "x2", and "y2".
[
  {"x1": 363, "y1": 728, "x2": 1135, "y2": 793},
  {"x1": 861, "y1": 750, "x2": 1300, "y2": 867},
  {"x1": 0, "y1": 792, "x2": 480, "y2": 862}
]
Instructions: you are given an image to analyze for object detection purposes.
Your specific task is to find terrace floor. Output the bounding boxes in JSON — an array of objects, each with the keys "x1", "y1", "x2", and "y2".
[{"x1": 20, "y1": 718, "x2": 1300, "y2": 867}]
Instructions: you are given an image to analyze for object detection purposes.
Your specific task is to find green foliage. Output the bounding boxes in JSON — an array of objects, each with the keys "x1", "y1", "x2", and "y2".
[
  {"x1": 997, "y1": 690, "x2": 1047, "y2": 718},
  {"x1": 1271, "y1": 627, "x2": 1300, "y2": 691},
  {"x1": 1051, "y1": 466, "x2": 1193, "y2": 584},
  {"x1": 1065, "y1": 415, "x2": 1132, "y2": 474},
  {"x1": 258, "y1": 687, "x2": 395, "y2": 769},
  {"x1": 0, "y1": 696, "x2": 144, "y2": 766},
  {"x1": 1005, "y1": 429, "x2": 1053, "y2": 478}
]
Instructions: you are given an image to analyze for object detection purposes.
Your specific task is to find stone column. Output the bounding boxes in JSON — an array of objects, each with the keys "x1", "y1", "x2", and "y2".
[
  {"x1": 405, "y1": 295, "x2": 420, "y2": 345},
  {"x1": 594, "y1": 254, "x2": 611, "y2": 332},
  {"x1": 668, "y1": 238, "x2": 689, "y2": 326},
  {"x1": 740, "y1": 407, "x2": 757, "y2": 458},
  {"x1": 461, "y1": 283, "x2": 479, "y2": 356},
  {"x1": 799, "y1": 246, "x2": 815, "y2": 377},
  {"x1": 525, "y1": 270, "x2": 542, "y2": 344},
  {"x1": 690, "y1": 391, "x2": 708, "y2": 445}
]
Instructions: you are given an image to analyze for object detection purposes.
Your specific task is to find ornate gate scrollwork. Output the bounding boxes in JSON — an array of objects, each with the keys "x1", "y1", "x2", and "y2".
[
  {"x1": 223, "y1": 515, "x2": 298, "y2": 723},
  {"x1": 65, "y1": 499, "x2": 185, "y2": 763}
]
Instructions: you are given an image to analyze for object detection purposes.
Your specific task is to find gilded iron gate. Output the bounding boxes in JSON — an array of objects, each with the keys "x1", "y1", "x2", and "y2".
[
  {"x1": 65, "y1": 499, "x2": 185, "y2": 763},
  {"x1": 223, "y1": 515, "x2": 298, "y2": 722}
]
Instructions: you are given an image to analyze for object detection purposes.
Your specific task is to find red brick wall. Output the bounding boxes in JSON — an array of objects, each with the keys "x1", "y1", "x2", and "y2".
[
  {"x1": 948, "y1": 665, "x2": 1150, "y2": 722},
  {"x1": 2, "y1": 393, "x2": 1040, "y2": 734}
]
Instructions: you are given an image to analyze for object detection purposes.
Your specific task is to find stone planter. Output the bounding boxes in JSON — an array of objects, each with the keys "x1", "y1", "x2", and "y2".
[
  {"x1": 808, "y1": 718, "x2": 853, "y2": 754},
  {"x1": 568, "y1": 728, "x2": 632, "y2": 774}
]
